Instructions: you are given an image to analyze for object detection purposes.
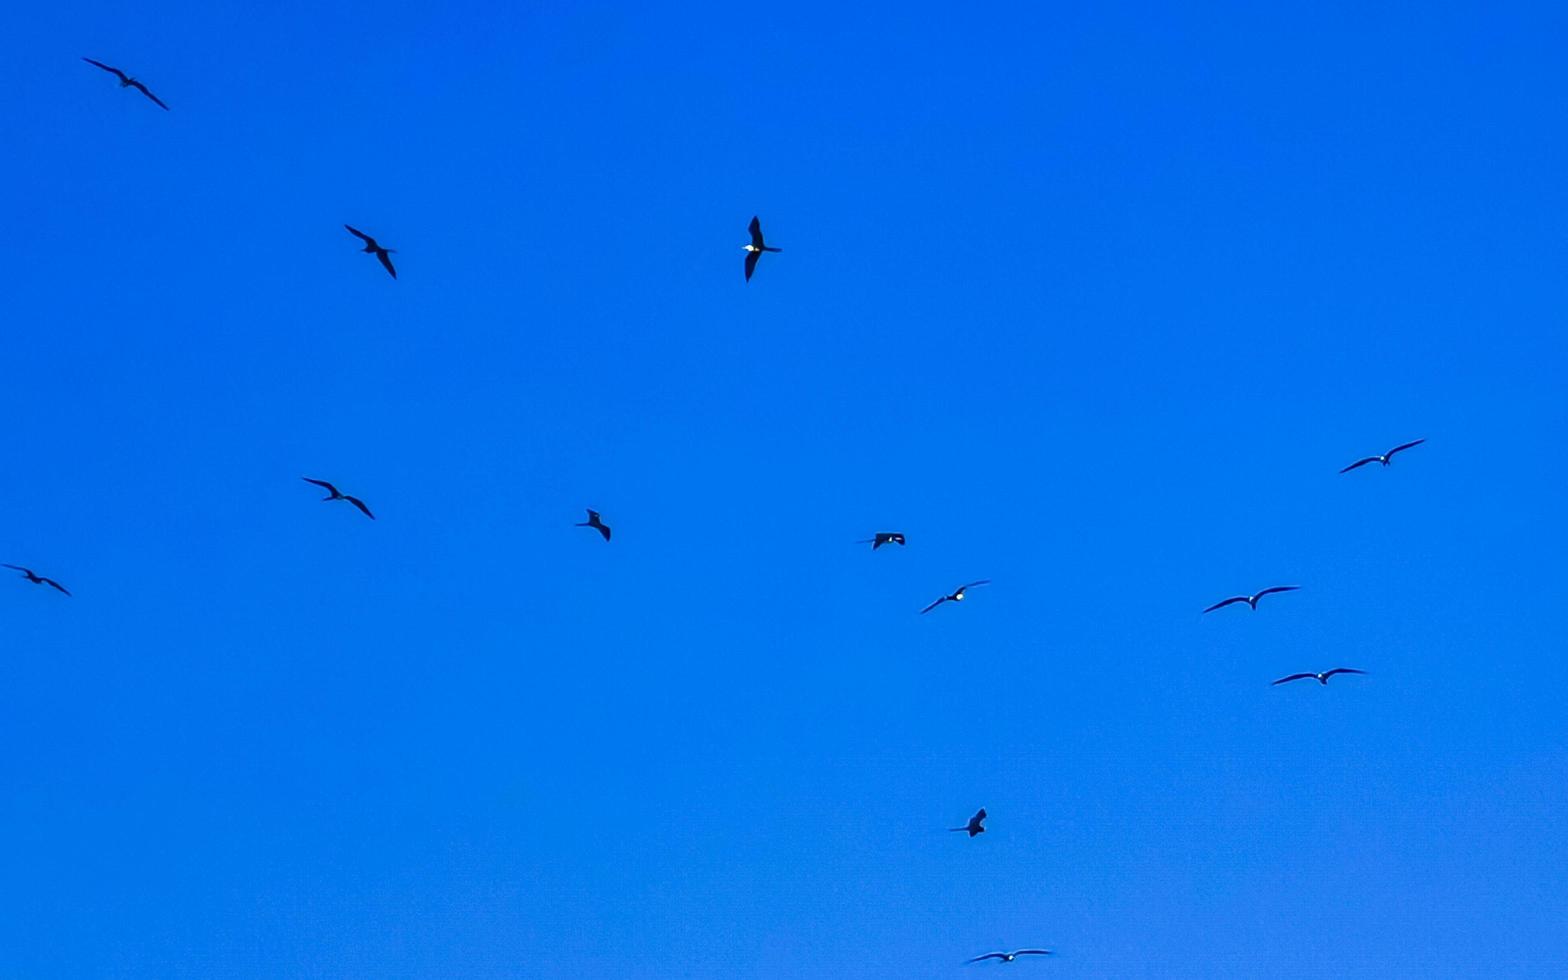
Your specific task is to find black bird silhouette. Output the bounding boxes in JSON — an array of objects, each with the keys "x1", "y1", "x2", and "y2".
[
  {"x1": 1340, "y1": 439, "x2": 1425, "y2": 473},
  {"x1": 2, "y1": 565, "x2": 71, "y2": 596},
  {"x1": 949, "y1": 808, "x2": 987, "y2": 838},
  {"x1": 82, "y1": 58, "x2": 169, "y2": 110},
  {"x1": 966, "y1": 949, "x2": 1052, "y2": 964},
  {"x1": 344, "y1": 225, "x2": 397, "y2": 279},
  {"x1": 1272, "y1": 667, "x2": 1367, "y2": 687},
  {"x1": 1203, "y1": 585, "x2": 1300, "y2": 614},
  {"x1": 742, "y1": 216, "x2": 782, "y2": 281},
  {"x1": 301, "y1": 477, "x2": 375, "y2": 519},
  {"x1": 858, "y1": 532, "x2": 906, "y2": 550},
  {"x1": 576, "y1": 509, "x2": 611, "y2": 541},
  {"x1": 921, "y1": 580, "x2": 990, "y2": 614}
]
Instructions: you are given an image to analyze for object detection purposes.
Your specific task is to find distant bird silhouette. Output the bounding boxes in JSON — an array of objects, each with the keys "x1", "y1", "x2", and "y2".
[
  {"x1": 301, "y1": 477, "x2": 375, "y2": 519},
  {"x1": 1203, "y1": 585, "x2": 1300, "y2": 614},
  {"x1": 82, "y1": 58, "x2": 169, "y2": 110},
  {"x1": 949, "y1": 808, "x2": 987, "y2": 837},
  {"x1": 859, "y1": 532, "x2": 906, "y2": 550},
  {"x1": 966, "y1": 949, "x2": 1052, "y2": 964},
  {"x1": 1340, "y1": 439, "x2": 1425, "y2": 473},
  {"x1": 2, "y1": 565, "x2": 71, "y2": 596},
  {"x1": 344, "y1": 225, "x2": 397, "y2": 279},
  {"x1": 1272, "y1": 667, "x2": 1367, "y2": 687},
  {"x1": 742, "y1": 216, "x2": 782, "y2": 281},
  {"x1": 576, "y1": 509, "x2": 611, "y2": 541},
  {"x1": 921, "y1": 580, "x2": 990, "y2": 614}
]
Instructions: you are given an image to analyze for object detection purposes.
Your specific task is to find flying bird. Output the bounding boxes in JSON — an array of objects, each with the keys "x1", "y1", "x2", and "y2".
[
  {"x1": 1, "y1": 565, "x2": 71, "y2": 596},
  {"x1": 949, "y1": 808, "x2": 987, "y2": 838},
  {"x1": 576, "y1": 509, "x2": 611, "y2": 541},
  {"x1": 82, "y1": 58, "x2": 169, "y2": 110},
  {"x1": 301, "y1": 477, "x2": 375, "y2": 519},
  {"x1": 1340, "y1": 439, "x2": 1425, "y2": 473},
  {"x1": 858, "y1": 532, "x2": 906, "y2": 550},
  {"x1": 344, "y1": 225, "x2": 397, "y2": 279},
  {"x1": 1203, "y1": 585, "x2": 1300, "y2": 614},
  {"x1": 966, "y1": 949, "x2": 1052, "y2": 964},
  {"x1": 921, "y1": 580, "x2": 990, "y2": 614},
  {"x1": 742, "y1": 216, "x2": 782, "y2": 281},
  {"x1": 1272, "y1": 667, "x2": 1367, "y2": 687}
]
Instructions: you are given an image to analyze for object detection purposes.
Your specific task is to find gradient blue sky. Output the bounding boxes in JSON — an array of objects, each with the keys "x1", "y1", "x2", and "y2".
[{"x1": 3, "y1": 1, "x2": 1567, "y2": 977}]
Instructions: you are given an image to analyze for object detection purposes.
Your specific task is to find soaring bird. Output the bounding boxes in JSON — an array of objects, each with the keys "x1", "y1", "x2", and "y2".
[
  {"x1": 576, "y1": 509, "x2": 611, "y2": 541},
  {"x1": 742, "y1": 216, "x2": 782, "y2": 281},
  {"x1": 921, "y1": 580, "x2": 990, "y2": 614},
  {"x1": 1340, "y1": 439, "x2": 1425, "y2": 473},
  {"x1": 82, "y1": 58, "x2": 169, "y2": 110},
  {"x1": 1272, "y1": 667, "x2": 1367, "y2": 687},
  {"x1": 859, "y1": 532, "x2": 906, "y2": 550},
  {"x1": 966, "y1": 949, "x2": 1052, "y2": 964},
  {"x1": 344, "y1": 225, "x2": 397, "y2": 279},
  {"x1": 949, "y1": 808, "x2": 987, "y2": 838},
  {"x1": 1, "y1": 565, "x2": 71, "y2": 596},
  {"x1": 301, "y1": 477, "x2": 375, "y2": 519},
  {"x1": 1203, "y1": 585, "x2": 1300, "y2": 614}
]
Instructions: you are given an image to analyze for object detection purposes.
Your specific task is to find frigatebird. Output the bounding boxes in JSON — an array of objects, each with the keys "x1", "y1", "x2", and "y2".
[
  {"x1": 1272, "y1": 667, "x2": 1367, "y2": 687},
  {"x1": 921, "y1": 580, "x2": 990, "y2": 614},
  {"x1": 1203, "y1": 585, "x2": 1300, "y2": 614},
  {"x1": 301, "y1": 477, "x2": 375, "y2": 519},
  {"x1": 859, "y1": 532, "x2": 906, "y2": 550},
  {"x1": 82, "y1": 58, "x2": 169, "y2": 110},
  {"x1": 949, "y1": 808, "x2": 987, "y2": 838},
  {"x1": 576, "y1": 509, "x2": 611, "y2": 541},
  {"x1": 1, "y1": 565, "x2": 71, "y2": 596},
  {"x1": 1340, "y1": 439, "x2": 1425, "y2": 473},
  {"x1": 742, "y1": 216, "x2": 781, "y2": 281},
  {"x1": 344, "y1": 225, "x2": 397, "y2": 279},
  {"x1": 966, "y1": 949, "x2": 1052, "y2": 964}
]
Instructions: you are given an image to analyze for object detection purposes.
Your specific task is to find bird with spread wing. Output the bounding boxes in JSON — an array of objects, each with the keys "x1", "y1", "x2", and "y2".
[
  {"x1": 82, "y1": 57, "x2": 169, "y2": 110},
  {"x1": 301, "y1": 478, "x2": 375, "y2": 519}
]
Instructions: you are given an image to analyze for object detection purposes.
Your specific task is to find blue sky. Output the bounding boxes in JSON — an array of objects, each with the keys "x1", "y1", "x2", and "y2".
[{"x1": 3, "y1": 1, "x2": 1567, "y2": 976}]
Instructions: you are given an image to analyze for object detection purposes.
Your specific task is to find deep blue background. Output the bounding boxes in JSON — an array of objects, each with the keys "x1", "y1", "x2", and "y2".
[{"x1": 3, "y1": 2, "x2": 1566, "y2": 976}]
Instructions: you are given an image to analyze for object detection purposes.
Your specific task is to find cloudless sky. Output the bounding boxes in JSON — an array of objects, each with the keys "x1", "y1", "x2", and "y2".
[{"x1": 3, "y1": 1, "x2": 1567, "y2": 976}]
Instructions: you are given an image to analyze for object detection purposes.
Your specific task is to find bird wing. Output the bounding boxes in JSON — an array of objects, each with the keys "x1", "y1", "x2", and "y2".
[
  {"x1": 376, "y1": 250, "x2": 397, "y2": 279},
  {"x1": 344, "y1": 496, "x2": 375, "y2": 520},
  {"x1": 919, "y1": 596, "x2": 949, "y2": 614},
  {"x1": 1323, "y1": 667, "x2": 1366, "y2": 678},
  {"x1": 344, "y1": 224, "x2": 375, "y2": 245},
  {"x1": 42, "y1": 578, "x2": 71, "y2": 596},
  {"x1": 1203, "y1": 596, "x2": 1248, "y2": 613},
  {"x1": 1256, "y1": 586, "x2": 1300, "y2": 599},
  {"x1": 974, "y1": 808, "x2": 986, "y2": 821},
  {"x1": 82, "y1": 58, "x2": 127, "y2": 81},
  {"x1": 1387, "y1": 438, "x2": 1426, "y2": 457},
  {"x1": 744, "y1": 249, "x2": 759, "y2": 281},
  {"x1": 302, "y1": 477, "x2": 338, "y2": 494},
  {"x1": 966, "y1": 953, "x2": 1008, "y2": 963},
  {"x1": 961, "y1": 580, "x2": 991, "y2": 590},
  {"x1": 128, "y1": 80, "x2": 169, "y2": 110},
  {"x1": 584, "y1": 509, "x2": 600, "y2": 522},
  {"x1": 1271, "y1": 673, "x2": 1316, "y2": 686},
  {"x1": 1013, "y1": 949, "x2": 1052, "y2": 956},
  {"x1": 0, "y1": 564, "x2": 26, "y2": 572},
  {"x1": 597, "y1": 523, "x2": 611, "y2": 541},
  {"x1": 1339, "y1": 457, "x2": 1379, "y2": 473},
  {"x1": 748, "y1": 216, "x2": 765, "y2": 248}
]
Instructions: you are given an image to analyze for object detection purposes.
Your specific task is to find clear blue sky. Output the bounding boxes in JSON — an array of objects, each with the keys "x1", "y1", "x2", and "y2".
[{"x1": 3, "y1": 1, "x2": 1566, "y2": 976}]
